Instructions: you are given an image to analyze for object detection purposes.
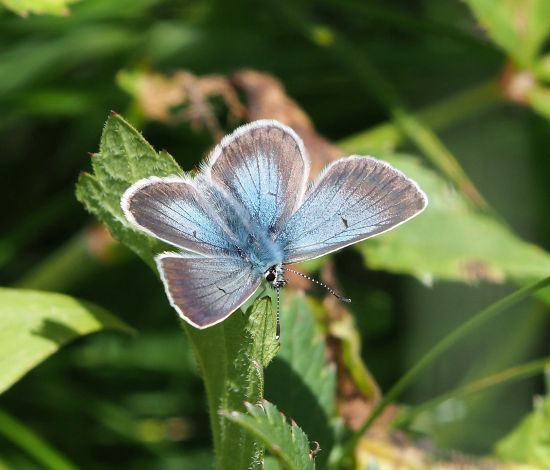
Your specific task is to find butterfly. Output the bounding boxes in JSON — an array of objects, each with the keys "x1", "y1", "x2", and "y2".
[{"x1": 121, "y1": 120, "x2": 427, "y2": 336}]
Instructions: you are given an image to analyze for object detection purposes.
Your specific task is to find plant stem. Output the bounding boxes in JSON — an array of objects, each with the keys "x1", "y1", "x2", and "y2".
[
  {"x1": 335, "y1": 274, "x2": 550, "y2": 462},
  {"x1": 0, "y1": 409, "x2": 78, "y2": 470},
  {"x1": 395, "y1": 355, "x2": 550, "y2": 428}
]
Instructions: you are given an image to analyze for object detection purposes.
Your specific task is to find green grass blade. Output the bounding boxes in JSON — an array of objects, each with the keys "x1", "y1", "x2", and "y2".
[
  {"x1": 0, "y1": 409, "x2": 78, "y2": 470},
  {"x1": 396, "y1": 356, "x2": 550, "y2": 428},
  {"x1": 336, "y1": 274, "x2": 550, "y2": 462}
]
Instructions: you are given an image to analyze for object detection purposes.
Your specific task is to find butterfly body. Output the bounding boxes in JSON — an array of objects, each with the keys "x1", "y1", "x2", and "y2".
[
  {"x1": 121, "y1": 120, "x2": 427, "y2": 330},
  {"x1": 195, "y1": 176, "x2": 285, "y2": 274}
]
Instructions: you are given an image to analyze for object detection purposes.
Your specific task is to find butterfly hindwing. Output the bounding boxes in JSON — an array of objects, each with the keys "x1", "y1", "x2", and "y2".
[
  {"x1": 204, "y1": 120, "x2": 309, "y2": 235},
  {"x1": 278, "y1": 156, "x2": 427, "y2": 264},
  {"x1": 156, "y1": 252, "x2": 262, "y2": 328}
]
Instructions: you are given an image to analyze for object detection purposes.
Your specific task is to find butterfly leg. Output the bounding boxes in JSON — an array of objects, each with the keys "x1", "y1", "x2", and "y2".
[{"x1": 276, "y1": 286, "x2": 281, "y2": 341}]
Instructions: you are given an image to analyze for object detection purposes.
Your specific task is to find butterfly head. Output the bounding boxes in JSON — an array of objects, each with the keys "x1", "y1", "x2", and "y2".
[{"x1": 264, "y1": 265, "x2": 287, "y2": 289}]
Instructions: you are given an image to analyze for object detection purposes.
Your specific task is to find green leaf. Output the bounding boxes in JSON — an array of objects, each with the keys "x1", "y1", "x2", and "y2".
[
  {"x1": 355, "y1": 154, "x2": 550, "y2": 284},
  {"x1": 76, "y1": 113, "x2": 183, "y2": 269},
  {"x1": 526, "y1": 84, "x2": 550, "y2": 120},
  {"x1": 76, "y1": 114, "x2": 280, "y2": 469},
  {"x1": 0, "y1": 0, "x2": 78, "y2": 16},
  {"x1": 223, "y1": 400, "x2": 315, "y2": 470},
  {"x1": 248, "y1": 295, "x2": 280, "y2": 368},
  {"x1": 0, "y1": 287, "x2": 132, "y2": 395},
  {"x1": 265, "y1": 292, "x2": 336, "y2": 467},
  {"x1": 495, "y1": 395, "x2": 550, "y2": 467},
  {"x1": 466, "y1": 0, "x2": 550, "y2": 67}
]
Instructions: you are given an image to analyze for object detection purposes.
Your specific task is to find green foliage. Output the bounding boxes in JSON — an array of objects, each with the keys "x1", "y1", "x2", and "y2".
[
  {"x1": 223, "y1": 400, "x2": 315, "y2": 470},
  {"x1": 354, "y1": 154, "x2": 550, "y2": 284},
  {"x1": 3, "y1": 0, "x2": 550, "y2": 467},
  {"x1": 76, "y1": 114, "x2": 182, "y2": 268},
  {"x1": 248, "y1": 296, "x2": 280, "y2": 368},
  {"x1": 266, "y1": 293, "x2": 336, "y2": 467},
  {"x1": 0, "y1": 287, "x2": 132, "y2": 395},
  {"x1": 495, "y1": 395, "x2": 550, "y2": 467},
  {"x1": 466, "y1": 0, "x2": 550, "y2": 68},
  {"x1": 0, "y1": 0, "x2": 78, "y2": 17}
]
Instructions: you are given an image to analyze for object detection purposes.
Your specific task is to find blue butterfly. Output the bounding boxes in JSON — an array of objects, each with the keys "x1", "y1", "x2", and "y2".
[{"x1": 121, "y1": 120, "x2": 427, "y2": 335}]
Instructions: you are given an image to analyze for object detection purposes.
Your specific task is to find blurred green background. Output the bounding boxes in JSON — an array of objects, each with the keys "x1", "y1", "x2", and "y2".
[{"x1": 1, "y1": 0, "x2": 550, "y2": 468}]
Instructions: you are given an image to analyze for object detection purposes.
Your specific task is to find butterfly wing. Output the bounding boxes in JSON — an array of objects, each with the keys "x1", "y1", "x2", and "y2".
[
  {"x1": 278, "y1": 156, "x2": 428, "y2": 264},
  {"x1": 123, "y1": 177, "x2": 263, "y2": 326},
  {"x1": 203, "y1": 120, "x2": 310, "y2": 235},
  {"x1": 122, "y1": 176, "x2": 244, "y2": 256},
  {"x1": 156, "y1": 252, "x2": 261, "y2": 328}
]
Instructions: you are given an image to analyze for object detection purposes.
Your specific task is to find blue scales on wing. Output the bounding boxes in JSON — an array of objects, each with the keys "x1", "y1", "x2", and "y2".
[
  {"x1": 121, "y1": 176, "x2": 240, "y2": 256},
  {"x1": 204, "y1": 120, "x2": 310, "y2": 237},
  {"x1": 122, "y1": 176, "x2": 266, "y2": 327},
  {"x1": 278, "y1": 156, "x2": 427, "y2": 264}
]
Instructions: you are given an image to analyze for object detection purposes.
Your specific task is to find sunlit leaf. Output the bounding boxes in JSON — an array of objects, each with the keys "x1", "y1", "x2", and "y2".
[
  {"x1": 0, "y1": 287, "x2": 132, "y2": 395},
  {"x1": 466, "y1": 0, "x2": 550, "y2": 67},
  {"x1": 495, "y1": 395, "x2": 550, "y2": 467},
  {"x1": 223, "y1": 400, "x2": 315, "y2": 470},
  {"x1": 526, "y1": 84, "x2": 550, "y2": 120},
  {"x1": 0, "y1": 0, "x2": 78, "y2": 17},
  {"x1": 76, "y1": 113, "x2": 183, "y2": 269}
]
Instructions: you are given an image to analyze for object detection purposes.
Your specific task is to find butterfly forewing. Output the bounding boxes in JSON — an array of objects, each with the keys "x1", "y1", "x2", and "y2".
[
  {"x1": 122, "y1": 176, "x2": 247, "y2": 256},
  {"x1": 205, "y1": 120, "x2": 309, "y2": 235},
  {"x1": 157, "y1": 253, "x2": 262, "y2": 328},
  {"x1": 278, "y1": 156, "x2": 427, "y2": 264}
]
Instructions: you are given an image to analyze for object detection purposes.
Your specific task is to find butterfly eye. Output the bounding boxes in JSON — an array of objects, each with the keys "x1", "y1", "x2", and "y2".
[{"x1": 265, "y1": 270, "x2": 276, "y2": 282}]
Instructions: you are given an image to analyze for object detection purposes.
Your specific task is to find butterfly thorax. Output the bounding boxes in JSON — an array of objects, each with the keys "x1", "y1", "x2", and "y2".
[{"x1": 237, "y1": 228, "x2": 284, "y2": 276}]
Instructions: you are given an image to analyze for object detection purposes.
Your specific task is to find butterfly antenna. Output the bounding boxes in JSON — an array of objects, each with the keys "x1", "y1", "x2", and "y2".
[
  {"x1": 282, "y1": 267, "x2": 351, "y2": 303},
  {"x1": 275, "y1": 287, "x2": 281, "y2": 341}
]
